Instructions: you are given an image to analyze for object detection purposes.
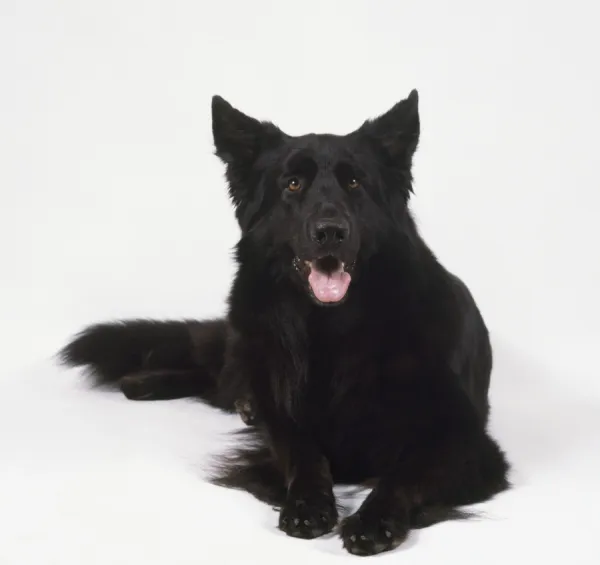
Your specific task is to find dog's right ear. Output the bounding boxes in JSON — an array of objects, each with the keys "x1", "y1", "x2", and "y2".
[{"x1": 211, "y1": 96, "x2": 284, "y2": 167}]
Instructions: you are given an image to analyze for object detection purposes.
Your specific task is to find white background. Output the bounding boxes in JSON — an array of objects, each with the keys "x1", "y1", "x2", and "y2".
[{"x1": 1, "y1": 0, "x2": 599, "y2": 563}]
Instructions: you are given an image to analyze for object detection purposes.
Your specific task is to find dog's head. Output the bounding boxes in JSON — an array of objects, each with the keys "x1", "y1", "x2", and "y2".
[{"x1": 212, "y1": 91, "x2": 420, "y2": 306}]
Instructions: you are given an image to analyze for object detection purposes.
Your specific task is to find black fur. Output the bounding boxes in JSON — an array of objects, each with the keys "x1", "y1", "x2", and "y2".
[{"x1": 59, "y1": 90, "x2": 510, "y2": 556}]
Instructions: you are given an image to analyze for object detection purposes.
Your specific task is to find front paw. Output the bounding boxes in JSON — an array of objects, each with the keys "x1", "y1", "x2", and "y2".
[
  {"x1": 340, "y1": 512, "x2": 409, "y2": 556},
  {"x1": 278, "y1": 491, "x2": 338, "y2": 539}
]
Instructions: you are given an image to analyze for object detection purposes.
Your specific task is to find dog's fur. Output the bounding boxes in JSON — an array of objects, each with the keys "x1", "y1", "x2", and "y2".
[{"x1": 60, "y1": 91, "x2": 510, "y2": 556}]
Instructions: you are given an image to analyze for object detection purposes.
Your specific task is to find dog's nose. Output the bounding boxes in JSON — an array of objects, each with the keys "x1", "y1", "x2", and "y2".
[{"x1": 311, "y1": 219, "x2": 350, "y2": 248}]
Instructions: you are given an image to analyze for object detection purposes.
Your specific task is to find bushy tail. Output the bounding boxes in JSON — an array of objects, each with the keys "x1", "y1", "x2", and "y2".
[{"x1": 58, "y1": 318, "x2": 229, "y2": 403}]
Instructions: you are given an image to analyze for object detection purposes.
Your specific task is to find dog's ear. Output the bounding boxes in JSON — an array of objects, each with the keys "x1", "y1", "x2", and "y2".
[
  {"x1": 359, "y1": 89, "x2": 420, "y2": 167},
  {"x1": 212, "y1": 96, "x2": 284, "y2": 166}
]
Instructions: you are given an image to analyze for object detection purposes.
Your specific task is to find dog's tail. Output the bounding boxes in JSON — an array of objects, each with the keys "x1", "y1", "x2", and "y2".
[{"x1": 58, "y1": 318, "x2": 230, "y2": 405}]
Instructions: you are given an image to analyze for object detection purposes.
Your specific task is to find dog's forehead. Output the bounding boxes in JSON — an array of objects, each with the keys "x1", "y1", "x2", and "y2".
[{"x1": 282, "y1": 133, "x2": 358, "y2": 169}]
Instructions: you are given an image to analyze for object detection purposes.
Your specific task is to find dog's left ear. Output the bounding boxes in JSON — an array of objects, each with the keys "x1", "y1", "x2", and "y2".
[
  {"x1": 359, "y1": 89, "x2": 420, "y2": 167},
  {"x1": 212, "y1": 96, "x2": 284, "y2": 167}
]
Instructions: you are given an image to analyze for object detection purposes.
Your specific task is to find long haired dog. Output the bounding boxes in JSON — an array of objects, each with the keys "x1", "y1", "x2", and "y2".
[{"x1": 61, "y1": 91, "x2": 510, "y2": 556}]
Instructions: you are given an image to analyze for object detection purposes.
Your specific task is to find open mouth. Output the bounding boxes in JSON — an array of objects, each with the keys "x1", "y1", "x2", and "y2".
[{"x1": 294, "y1": 256, "x2": 353, "y2": 305}]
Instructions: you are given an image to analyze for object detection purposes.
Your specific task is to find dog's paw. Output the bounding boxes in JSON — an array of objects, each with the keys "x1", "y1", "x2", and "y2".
[
  {"x1": 119, "y1": 374, "x2": 157, "y2": 400},
  {"x1": 278, "y1": 492, "x2": 338, "y2": 539},
  {"x1": 340, "y1": 512, "x2": 408, "y2": 556},
  {"x1": 234, "y1": 397, "x2": 257, "y2": 425}
]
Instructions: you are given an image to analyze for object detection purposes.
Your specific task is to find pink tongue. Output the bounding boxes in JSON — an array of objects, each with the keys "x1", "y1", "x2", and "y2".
[{"x1": 308, "y1": 263, "x2": 351, "y2": 303}]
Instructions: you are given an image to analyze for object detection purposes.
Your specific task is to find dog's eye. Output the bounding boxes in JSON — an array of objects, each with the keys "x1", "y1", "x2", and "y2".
[
  {"x1": 287, "y1": 177, "x2": 302, "y2": 192},
  {"x1": 348, "y1": 178, "x2": 360, "y2": 190}
]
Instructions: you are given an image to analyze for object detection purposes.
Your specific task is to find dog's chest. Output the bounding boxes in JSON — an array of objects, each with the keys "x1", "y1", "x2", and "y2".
[{"x1": 301, "y1": 337, "x2": 419, "y2": 480}]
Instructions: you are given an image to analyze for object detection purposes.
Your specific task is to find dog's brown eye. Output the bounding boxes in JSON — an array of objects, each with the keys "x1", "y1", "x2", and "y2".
[
  {"x1": 287, "y1": 177, "x2": 301, "y2": 192},
  {"x1": 348, "y1": 178, "x2": 360, "y2": 190}
]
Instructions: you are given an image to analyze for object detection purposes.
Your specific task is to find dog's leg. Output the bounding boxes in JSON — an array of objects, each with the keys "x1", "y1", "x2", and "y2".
[
  {"x1": 227, "y1": 345, "x2": 337, "y2": 537},
  {"x1": 267, "y1": 400, "x2": 339, "y2": 536},
  {"x1": 340, "y1": 381, "x2": 510, "y2": 556},
  {"x1": 256, "y1": 404, "x2": 338, "y2": 539},
  {"x1": 119, "y1": 370, "x2": 210, "y2": 400}
]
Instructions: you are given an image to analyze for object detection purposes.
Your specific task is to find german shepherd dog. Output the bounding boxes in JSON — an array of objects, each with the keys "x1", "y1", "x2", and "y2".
[{"x1": 60, "y1": 91, "x2": 510, "y2": 556}]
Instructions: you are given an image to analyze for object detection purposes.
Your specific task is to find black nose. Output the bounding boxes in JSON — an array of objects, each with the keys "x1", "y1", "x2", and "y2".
[{"x1": 311, "y1": 219, "x2": 350, "y2": 248}]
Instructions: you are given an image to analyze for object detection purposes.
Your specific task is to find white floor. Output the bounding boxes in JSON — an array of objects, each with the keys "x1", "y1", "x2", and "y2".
[{"x1": 1, "y1": 335, "x2": 599, "y2": 565}]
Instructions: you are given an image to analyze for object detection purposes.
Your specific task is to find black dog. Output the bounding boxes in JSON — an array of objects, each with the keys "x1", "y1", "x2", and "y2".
[{"x1": 60, "y1": 91, "x2": 510, "y2": 556}]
